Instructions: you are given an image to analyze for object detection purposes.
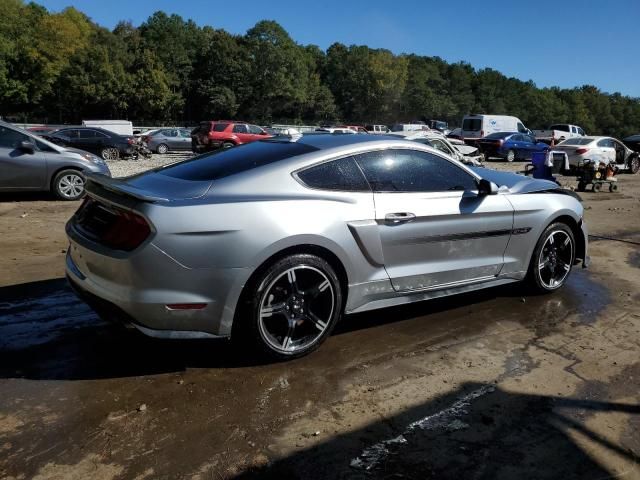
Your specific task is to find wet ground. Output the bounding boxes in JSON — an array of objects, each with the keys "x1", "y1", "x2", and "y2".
[{"x1": 1, "y1": 164, "x2": 639, "y2": 479}]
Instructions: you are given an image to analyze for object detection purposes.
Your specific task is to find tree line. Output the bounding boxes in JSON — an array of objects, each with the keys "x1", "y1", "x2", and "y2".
[{"x1": 1, "y1": 1, "x2": 639, "y2": 138}]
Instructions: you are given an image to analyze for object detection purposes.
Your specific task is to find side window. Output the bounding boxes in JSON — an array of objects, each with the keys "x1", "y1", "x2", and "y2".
[
  {"x1": 597, "y1": 139, "x2": 613, "y2": 148},
  {"x1": 297, "y1": 157, "x2": 369, "y2": 192},
  {"x1": 578, "y1": 127, "x2": 585, "y2": 136},
  {"x1": 79, "y1": 130, "x2": 96, "y2": 138},
  {"x1": 248, "y1": 124, "x2": 263, "y2": 135},
  {"x1": 511, "y1": 134, "x2": 523, "y2": 142},
  {"x1": 524, "y1": 135, "x2": 535, "y2": 143},
  {"x1": 233, "y1": 124, "x2": 248, "y2": 134},
  {"x1": 63, "y1": 129, "x2": 80, "y2": 139},
  {"x1": 517, "y1": 123, "x2": 527, "y2": 133},
  {"x1": 180, "y1": 129, "x2": 191, "y2": 138},
  {"x1": 0, "y1": 126, "x2": 29, "y2": 149},
  {"x1": 354, "y1": 149, "x2": 477, "y2": 193},
  {"x1": 94, "y1": 131, "x2": 109, "y2": 138},
  {"x1": 212, "y1": 123, "x2": 229, "y2": 132}
]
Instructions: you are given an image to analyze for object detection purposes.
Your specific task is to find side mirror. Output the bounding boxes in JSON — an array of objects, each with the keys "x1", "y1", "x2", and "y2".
[
  {"x1": 477, "y1": 178, "x2": 498, "y2": 196},
  {"x1": 19, "y1": 140, "x2": 35, "y2": 153}
]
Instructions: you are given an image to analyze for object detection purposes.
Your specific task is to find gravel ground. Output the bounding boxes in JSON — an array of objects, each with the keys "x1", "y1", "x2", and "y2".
[{"x1": 107, "y1": 152, "x2": 194, "y2": 178}]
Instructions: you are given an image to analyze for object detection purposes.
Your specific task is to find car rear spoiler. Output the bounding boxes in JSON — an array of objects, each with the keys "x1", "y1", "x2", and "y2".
[{"x1": 85, "y1": 173, "x2": 169, "y2": 202}]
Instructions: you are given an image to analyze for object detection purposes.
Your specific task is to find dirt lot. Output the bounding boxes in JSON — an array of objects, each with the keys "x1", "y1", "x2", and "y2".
[{"x1": 1, "y1": 157, "x2": 639, "y2": 479}]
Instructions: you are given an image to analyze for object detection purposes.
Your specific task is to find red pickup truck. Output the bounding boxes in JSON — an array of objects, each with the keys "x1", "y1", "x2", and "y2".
[{"x1": 191, "y1": 121, "x2": 271, "y2": 153}]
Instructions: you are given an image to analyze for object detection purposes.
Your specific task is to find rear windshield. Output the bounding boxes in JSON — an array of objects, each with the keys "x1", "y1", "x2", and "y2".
[
  {"x1": 558, "y1": 138, "x2": 593, "y2": 146},
  {"x1": 484, "y1": 132, "x2": 511, "y2": 139},
  {"x1": 157, "y1": 140, "x2": 319, "y2": 181},
  {"x1": 462, "y1": 119, "x2": 481, "y2": 131},
  {"x1": 549, "y1": 124, "x2": 570, "y2": 132}
]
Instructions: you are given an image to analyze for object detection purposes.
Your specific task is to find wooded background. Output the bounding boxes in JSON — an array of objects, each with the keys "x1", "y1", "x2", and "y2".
[{"x1": 2, "y1": 1, "x2": 639, "y2": 137}]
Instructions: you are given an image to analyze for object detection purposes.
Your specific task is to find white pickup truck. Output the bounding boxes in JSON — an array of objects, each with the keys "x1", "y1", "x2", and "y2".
[{"x1": 532, "y1": 124, "x2": 586, "y2": 145}]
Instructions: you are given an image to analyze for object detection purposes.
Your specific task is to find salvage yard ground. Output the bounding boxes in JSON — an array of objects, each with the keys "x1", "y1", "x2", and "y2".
[{"x1": 1, "y1": 155, "x2": 639, "y2": 479}]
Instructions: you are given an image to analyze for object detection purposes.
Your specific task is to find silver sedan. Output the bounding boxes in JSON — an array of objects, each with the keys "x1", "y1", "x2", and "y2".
[
  {"x1": 66, "y1": 134, "x2": 588, "y2": 359},
  {"x1": 145, "y1": 128, "x2": 193, "y2": 154}
]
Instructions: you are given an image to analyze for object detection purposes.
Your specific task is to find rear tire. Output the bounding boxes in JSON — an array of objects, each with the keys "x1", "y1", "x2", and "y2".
[
  {"x1": 526, "y1": 222, "x2": 575, "y2": 293},
  {"x1": 233, "y1": 254, "x2": 343, "y2": 361},
  {"x1": 222, "y1": 141, "x2": 235, "y2": 149},
  {"x1": 100, "y1": 147, "x2": 119, "y2": 161},
  {"x1": 628, "y1": 156, "x2": 640, "y2": 174},
  {"x1": 52, "y1": 169, "x2": 85, "y2": 201},
  {"x1": 506, "y1": 149, "x2": 516, "y2": 162}
]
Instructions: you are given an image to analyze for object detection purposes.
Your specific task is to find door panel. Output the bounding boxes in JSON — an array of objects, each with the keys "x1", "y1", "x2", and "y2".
[
  {"x1": 373, "y1": 191, "x2": 514, "y2": 291},
  {"x1": 0, "y1": 146, "x2": 47, "y2": 189},
  {"x1": 353, "y1": 148, "x2": 514, "y2": 292}
]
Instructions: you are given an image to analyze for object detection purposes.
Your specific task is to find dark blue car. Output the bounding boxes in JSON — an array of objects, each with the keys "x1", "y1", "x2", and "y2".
[{"x1": 478, "y1": 132, "x2": 548, "y2": 162}]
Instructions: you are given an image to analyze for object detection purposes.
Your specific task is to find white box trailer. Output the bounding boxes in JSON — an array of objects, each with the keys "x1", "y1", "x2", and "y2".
[
  {"x1": 461, "y1": 114, "x2": 530, "y2": 141},
  {"x1": 82, "y1": 120, "x2": 133, "y2": 136}
]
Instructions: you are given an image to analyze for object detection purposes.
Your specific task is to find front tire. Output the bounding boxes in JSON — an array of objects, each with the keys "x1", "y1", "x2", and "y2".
[
  {"x1": 53, "y1": 169, "x2": 85, "y2": 201},
  {"x1": 156, "y1": 143, "x2": 168, "y2": 154},
  {"x1": 506, "y1": 149, "x2": 516, "y2": 162},
  {"x1": 234, "y1": 254, "x2": 343, "y2": 360},
  {"x1": 526, "y1": 222, "x2": 575, "y2": 293},
  {"x1": 222, "y1": 141, "x2": 235, "y2": 149},
  {"x1": 628, "y1": 156, "x2": 640, "y2": 174}
]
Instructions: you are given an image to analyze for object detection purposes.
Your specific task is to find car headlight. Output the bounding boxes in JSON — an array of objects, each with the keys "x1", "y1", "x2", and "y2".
[{"x1": 82, "y1": 153, "x2": 105, "y2": 165}]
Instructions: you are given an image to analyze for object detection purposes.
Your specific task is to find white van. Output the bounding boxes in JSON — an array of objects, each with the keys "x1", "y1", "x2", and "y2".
[
  {"x1": 82, "y1": 120, "x2": 133, "y2": 136},
  {"x1": 390, "y1": 123, "x2": 429, "y2": 133},
  {"x1": 461, "y1": 114, "x2": 530, "y2": 140}
]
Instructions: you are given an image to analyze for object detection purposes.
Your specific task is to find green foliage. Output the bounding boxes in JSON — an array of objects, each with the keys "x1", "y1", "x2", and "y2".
[{"x1": 0, "y1": 1, "x2": 639, "y2": 137}]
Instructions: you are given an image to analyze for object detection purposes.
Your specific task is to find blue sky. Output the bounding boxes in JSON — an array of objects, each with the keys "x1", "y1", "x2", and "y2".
[{"x1": 35, "y1": 0, "x2": 639, "y2": 97}]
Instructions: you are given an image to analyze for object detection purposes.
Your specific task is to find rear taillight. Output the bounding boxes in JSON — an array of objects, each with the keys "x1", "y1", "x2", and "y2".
[
  {"x1": 75, "y1": 199, "x2": 151, "y2": 251},
  {"x1": 127, "y1": 137, "x2": 135, "y2": 145},
  {"x1": 575, "y1": 148, "x2": 589, "y2": 155},
  {"x1": 102, "y1": 210, "x2": 151, "y2": 251}
]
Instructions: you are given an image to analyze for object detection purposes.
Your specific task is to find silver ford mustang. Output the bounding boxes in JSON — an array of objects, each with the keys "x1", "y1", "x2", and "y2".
[{"x1": 66, "y1": 134, "x2": 588, "y2": 359}]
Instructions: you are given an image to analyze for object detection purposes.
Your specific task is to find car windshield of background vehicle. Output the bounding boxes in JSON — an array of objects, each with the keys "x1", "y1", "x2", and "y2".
[
  {"x1": 158, "y1": 141, "x2": 319, "y2": 181},
  {"x1": 484, "y1": 132, "x2": 511, "y2": 139}
]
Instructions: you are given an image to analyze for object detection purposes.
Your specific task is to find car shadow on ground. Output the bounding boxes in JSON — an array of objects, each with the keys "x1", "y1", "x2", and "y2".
[
  {"x1": 0, "y1": 271, "x2": 605, "y2": 382},
  {"x1": 234, "y1": 381, "x2": 640, "y2": 479}
]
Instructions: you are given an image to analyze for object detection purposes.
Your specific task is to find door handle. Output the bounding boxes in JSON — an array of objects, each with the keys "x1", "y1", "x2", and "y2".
[{"x1": 385, "y1": 212, "x2": 416, "y2": 224}]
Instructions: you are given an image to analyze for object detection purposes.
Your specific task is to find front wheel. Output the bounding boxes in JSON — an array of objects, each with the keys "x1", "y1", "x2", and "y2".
[
  {"x1": 234, "y1": 254, "x2": 343, "y2": 360},
  {"x1": 222, "y1": 141, "x2": 235, "y2": 149},
  {"x1": 52, "y1": 169, "x2": 85, "y2": 201},
  {"x1": 526, "y1": 222, "x2": 575, "y2": 293},
  {"x1": 506, "y1": 149, "x2": 516, "y2": 162},
  {"x1": 156, "y1": 143, "x2": 168, "y2": 154},
  {"x1": 628, "y1": 156, "x2": 640, "y2": 174}
]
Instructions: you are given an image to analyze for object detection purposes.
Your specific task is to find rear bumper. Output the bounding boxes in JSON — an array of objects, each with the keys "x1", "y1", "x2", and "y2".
[{"x1": 65, "y1": 236, "x2": 248, "y2": 338}]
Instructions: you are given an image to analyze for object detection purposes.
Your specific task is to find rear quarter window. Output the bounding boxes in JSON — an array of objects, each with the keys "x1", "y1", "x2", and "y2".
[
  {"x1": 297, "y1": 157, "x2": 370, "y2": 192},
  {"x1": 212, "y1": 123, "x2": 230, "y2": 132}
]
